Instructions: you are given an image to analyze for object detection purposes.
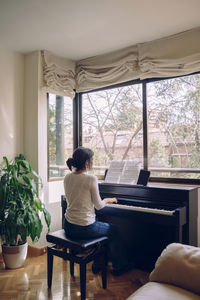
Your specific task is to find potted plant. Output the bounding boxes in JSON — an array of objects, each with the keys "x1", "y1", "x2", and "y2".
[{"x1": 0, "y1": 154, "x2": 51, "y2": 269}]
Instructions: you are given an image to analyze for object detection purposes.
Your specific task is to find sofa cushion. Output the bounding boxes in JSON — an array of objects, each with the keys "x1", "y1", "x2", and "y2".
[
  {"x1": 149, "y1": 243, "x2": 200, "y2": 295},
  {"x1": 126, "y1": 282, "x2": 200, "y2": 300}
]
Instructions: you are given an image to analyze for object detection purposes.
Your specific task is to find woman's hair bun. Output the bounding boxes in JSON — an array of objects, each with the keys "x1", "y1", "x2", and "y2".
[
  {"x1": 66, "y1": 147, "x2": 94, "y2": 172},
  {"x1": 66, "y1": 158, "x2": 74, "y2": 171}
]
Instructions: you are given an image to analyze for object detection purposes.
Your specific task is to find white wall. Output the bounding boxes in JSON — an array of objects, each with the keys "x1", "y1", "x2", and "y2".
[
  {"x1": 23, "y1": 51, "x2": 62, "y2": 248},
  {"x1": 0, "y1": 49, "x2": 24, "y2": 160},
  {"x1": 23, "y1": 51, "x2": 39, "y2": 169}
]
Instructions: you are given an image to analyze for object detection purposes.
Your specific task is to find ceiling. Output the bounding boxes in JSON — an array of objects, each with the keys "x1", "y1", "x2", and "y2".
[{"x1": 0, "y1": 0, "x2": 200, "y2": 61}]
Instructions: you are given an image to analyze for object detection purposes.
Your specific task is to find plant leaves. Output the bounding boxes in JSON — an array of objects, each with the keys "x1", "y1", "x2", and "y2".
[{"x1": 0, "y1": 154, "x2": 51, "y2": 245}]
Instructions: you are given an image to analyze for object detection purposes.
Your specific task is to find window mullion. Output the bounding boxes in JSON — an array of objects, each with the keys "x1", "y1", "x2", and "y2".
[
  {"x1": 79, "y1": 93, "x2": 82, "y2": 147},
  {"x1": 143, "y1": 81, "x2": 148, "y2": 170},
  {"x1": 73, "y1": 93, "x2": 79, "y2": 149}
]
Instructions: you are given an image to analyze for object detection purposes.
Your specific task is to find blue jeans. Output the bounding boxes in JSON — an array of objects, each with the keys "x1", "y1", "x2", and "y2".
[{"x1": 63, "y1": 218, "x2": 128, "y2": 270}]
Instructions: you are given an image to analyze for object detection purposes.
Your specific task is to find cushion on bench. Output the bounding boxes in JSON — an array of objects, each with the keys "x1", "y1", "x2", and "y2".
[{"x1": 46, "y1": 229, "x2": 108, "y2": 252}]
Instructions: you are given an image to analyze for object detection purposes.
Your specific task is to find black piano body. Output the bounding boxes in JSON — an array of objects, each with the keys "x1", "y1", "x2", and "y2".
[{"x1": 61, "y1": 182, "x2": 198, "y2": 271}]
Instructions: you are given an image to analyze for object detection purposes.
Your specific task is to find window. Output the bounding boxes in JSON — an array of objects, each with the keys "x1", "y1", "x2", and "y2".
[
  {"x1": 148, "y1": 74, "x2": 200, "y2": 179},
  {"x1": 47, "y1": 93, "x2": 73, "y2": 180},
  {"x1": 80, "y1": 73, "x2": 200, "y2": 182},
  {"x1": 82, "y1": 85, "x2": 143, "y2": 177}
]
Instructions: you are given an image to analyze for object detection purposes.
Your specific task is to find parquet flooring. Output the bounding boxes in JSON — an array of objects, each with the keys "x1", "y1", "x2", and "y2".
[{"x1": 0, "y1": 253, "x2": 149, "y2": 300}]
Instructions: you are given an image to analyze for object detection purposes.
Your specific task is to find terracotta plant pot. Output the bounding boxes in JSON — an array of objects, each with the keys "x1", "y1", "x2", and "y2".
[{"x1": 2, "y1": 242, "x2": 28, "y2": 269}]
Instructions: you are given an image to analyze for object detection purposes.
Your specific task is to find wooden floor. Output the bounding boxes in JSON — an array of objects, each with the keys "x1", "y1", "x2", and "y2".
[{"x1": 0, "y1": 253, "x2": 149, "y2": 300}]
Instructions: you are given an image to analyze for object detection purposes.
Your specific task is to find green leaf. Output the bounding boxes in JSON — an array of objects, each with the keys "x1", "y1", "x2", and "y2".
[
  {"x1": 34, "y1": 199, "x2": 42, "y2": 210},
  {"x1": 43, "y1": 207, "x2": 51, "y2": 232},
  {"x1": 8, "y1": 200, "x2": 17, "y2": 205},
  {"x1": 18, "y1": 154, "x2": 26, "y2": 161},
  {"x1": 22, "y1": 175, "x2": 31, "y2": 185},
  {"x1": 32, "y1": 170, "x2": 43, "y2": 188},
  {"x1": 3, "y1": 156, "x2": 9, "y2": 171},
  {"x1": 30, "y1": 178, "x2": 37, "y2": 193},
  {"x1": 22, "y1": 161, "x2": 32, "y2": 173}
]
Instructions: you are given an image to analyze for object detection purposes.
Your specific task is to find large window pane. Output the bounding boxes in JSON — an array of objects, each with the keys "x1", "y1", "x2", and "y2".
[
  {"x1": 82, "y1": 85, "x2": 143, "y2": 177},
  {"x1": 48, "y1": 93, "x2": 73, "y2": 180},
  {"x1": 147, "y1": 74, "x2": 200, "y2": 179}
]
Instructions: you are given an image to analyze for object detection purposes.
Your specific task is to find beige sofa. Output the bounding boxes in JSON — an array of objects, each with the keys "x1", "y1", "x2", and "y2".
[{"x1": 127, "y1": 243, "x2": 200, "y2": 300}]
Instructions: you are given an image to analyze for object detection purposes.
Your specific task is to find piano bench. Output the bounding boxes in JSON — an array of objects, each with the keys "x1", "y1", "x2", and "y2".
[{"x1": 46, "y1": 230, "x2": 108, "y2": 300}]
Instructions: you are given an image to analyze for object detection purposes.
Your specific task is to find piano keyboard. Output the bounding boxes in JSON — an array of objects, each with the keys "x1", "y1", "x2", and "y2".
[{"x1": 106, "y1": 203, "x2": 175, "y2": 215}]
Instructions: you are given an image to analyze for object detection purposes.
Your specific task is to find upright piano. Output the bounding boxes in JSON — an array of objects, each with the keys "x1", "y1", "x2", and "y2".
[{"x1": 61, "y1": 182, "x2": 198, "y2": 271}]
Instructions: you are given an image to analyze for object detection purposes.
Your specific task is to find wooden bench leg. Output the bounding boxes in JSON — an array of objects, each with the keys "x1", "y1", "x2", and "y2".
[
  {"x1": 70, "y1": 260, "x2": 75, "y2": 276},
  {"x1": 80, "y1": 262, "x2": 86, "y2": 300},
  {"x1": 47, "y1": 247, "x2": 54, "y2": 288},
  {"x1": 69, "y1": 249, "x2": 75, "y2": 276},
  {"x1": 101, "y1": 247, "x2": 107, "y2": 289}
]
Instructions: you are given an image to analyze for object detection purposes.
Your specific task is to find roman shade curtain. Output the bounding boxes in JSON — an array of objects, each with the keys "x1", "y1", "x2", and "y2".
[
  {"x1": 138, "y1": 27, "x2": 200, "y2": 79},
  {"x1": 75, "y1": 44, "x2": 140, "y2": 92},
  {"x1": 41, "y1": 26, "x2": 200, "y2": 96},
  {"x1": 41, "y1": 50, "x2": 76, "y2": 98}
]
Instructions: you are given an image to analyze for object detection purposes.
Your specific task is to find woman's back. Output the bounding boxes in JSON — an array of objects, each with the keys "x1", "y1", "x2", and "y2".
[{"x1": 64, "y1": 172, "x2": 105, "y2": 226}]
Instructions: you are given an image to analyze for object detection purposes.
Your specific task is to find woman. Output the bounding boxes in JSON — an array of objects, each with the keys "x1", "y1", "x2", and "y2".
[{"x1": 63, "y1": 147, "x2": 132, "y2": 275}]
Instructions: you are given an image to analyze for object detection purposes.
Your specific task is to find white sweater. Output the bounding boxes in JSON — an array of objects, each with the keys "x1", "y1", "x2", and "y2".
[{"x1": 63, "y1": 172, "x2": 105, "y2": 226}]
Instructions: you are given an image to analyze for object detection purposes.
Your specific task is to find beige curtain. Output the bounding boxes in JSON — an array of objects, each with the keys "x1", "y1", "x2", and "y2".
[
  {"x1": 41, "y1": 50, "x2": 76, "y2": 98},
  {"x1": 138, "y1": 27, "x2": 200, "y2": 79},
  {"x1": 41, "y1": 27, "x2": 200, "y2": 96},
  {"x1": 76, "y1": 44, "x2": 140, "y2": 92}
]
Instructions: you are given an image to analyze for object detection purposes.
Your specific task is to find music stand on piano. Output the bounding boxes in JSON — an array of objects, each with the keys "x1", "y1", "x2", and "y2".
[{"x1": 136, "y1": 169, "x2": 150, "y2": 186}]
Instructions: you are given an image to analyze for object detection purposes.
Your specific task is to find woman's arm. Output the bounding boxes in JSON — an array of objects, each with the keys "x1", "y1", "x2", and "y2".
[
  {"x1": 90, "y1": 176, "x2": 106, "y2": 209},
  {"x1": 90, "y1": 175, "x2": 118, "y2": 208},
  {"x1": 104, "y1": 197, "x2": 118, "y2": 204}
]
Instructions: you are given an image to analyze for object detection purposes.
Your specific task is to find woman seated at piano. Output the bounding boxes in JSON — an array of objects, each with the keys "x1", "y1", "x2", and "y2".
[{"x1": 63, "y1": 146, "x2": 132, "y2": 276}]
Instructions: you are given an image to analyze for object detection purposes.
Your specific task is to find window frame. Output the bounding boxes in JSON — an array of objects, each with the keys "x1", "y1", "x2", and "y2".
[{"x1": 77, "y1": 72, "x2": 200, "y2": 185}]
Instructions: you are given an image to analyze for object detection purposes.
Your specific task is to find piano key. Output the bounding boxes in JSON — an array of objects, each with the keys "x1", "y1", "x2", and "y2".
[{"x1": 106, "y1": 203, "x2": 175, "y2": 215}]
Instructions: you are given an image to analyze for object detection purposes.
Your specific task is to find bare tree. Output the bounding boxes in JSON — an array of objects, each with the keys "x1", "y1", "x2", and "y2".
[{"x1": 83, "y1": 85, "x2": 143, "y2": 161}]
